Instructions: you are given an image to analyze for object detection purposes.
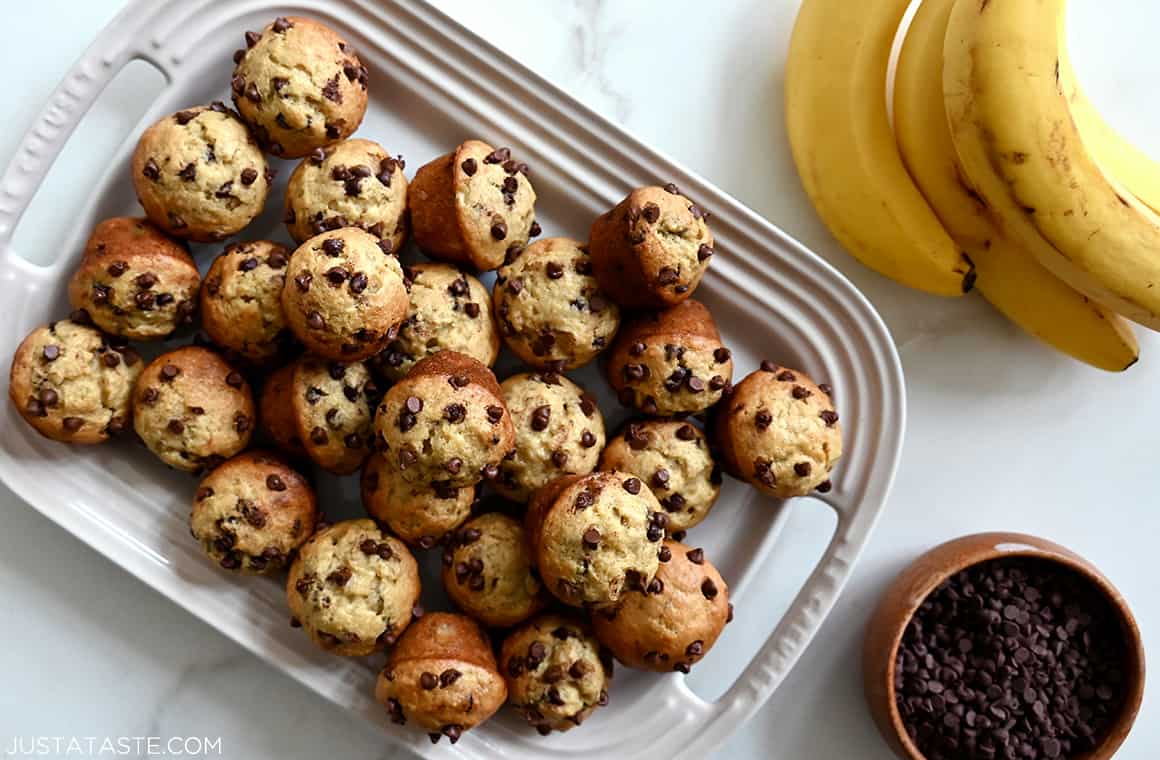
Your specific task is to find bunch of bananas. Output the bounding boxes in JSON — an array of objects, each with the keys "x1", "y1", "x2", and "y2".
[{"x1": 786, "y1": 0, "x2": 1160, "y2": 371}]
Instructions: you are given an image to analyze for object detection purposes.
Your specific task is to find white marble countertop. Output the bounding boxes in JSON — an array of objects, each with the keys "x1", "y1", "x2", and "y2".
[{"x1": 1, "y1": 1, "x2": 1157, "y2": 758}]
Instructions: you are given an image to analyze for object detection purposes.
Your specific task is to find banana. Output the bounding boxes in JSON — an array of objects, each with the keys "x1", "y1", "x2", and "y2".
[
  {"x1": 1067, "y1": 63, "x2": 1160, "y2": 217},
  {"x1": 785, "y1": 0, "x2": 974, "y2": 297},
  {"x1": 894, "y1": 0, "x2": 1138, "y2": 371},
  {"x1": 943, "y1": 0, "x2": 1160, "y2": 330}
]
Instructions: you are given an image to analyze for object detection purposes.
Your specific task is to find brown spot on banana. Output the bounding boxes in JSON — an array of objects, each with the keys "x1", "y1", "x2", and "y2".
[
  {"x1": 960, "y1": 254, "x2": 977, "y2": 293},
  {"x1": 1009, "y1": 152, "x2": 1029, "y2": 165},
  {"x1": 979, "y1": 0, "x2": 990, "y2": 11}
]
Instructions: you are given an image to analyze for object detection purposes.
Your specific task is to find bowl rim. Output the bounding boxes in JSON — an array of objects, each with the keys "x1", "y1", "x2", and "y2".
[{"x1": 865, "y1": 531, "x2": 1146, "y2": 760}]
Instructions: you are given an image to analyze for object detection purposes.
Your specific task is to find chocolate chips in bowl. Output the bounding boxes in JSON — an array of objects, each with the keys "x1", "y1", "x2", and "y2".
[{"x1": 862, "y1": 533, "x2": 1145, "y2": 760}]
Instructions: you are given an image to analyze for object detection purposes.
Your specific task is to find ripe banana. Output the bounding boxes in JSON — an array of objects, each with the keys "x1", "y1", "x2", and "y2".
[
  {"x1": 785, "y1": 0, "x2": 974, "y2": 297},
  {"x1": 1067, "y1": 64, "x2": 1160, "y2": 217},
  {"x1": 894, "y1": 0, "x2": 1138, "y2": 371},
  {"x1": 943, "y1": 0, "x2": 1160, "y2": 330}
]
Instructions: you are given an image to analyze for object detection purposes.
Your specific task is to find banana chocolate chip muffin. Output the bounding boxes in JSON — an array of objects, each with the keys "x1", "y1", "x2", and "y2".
[
  {"x1": 200, "y1": 240, "x2": 293, "y2": 364},
  {"x1": 588, "y1": 183, "x2": 714, "y2": 309},
  {"x1": 408, "y1": 139, "x2": 539, "y2": 271},
  {"x1": 492, "y1": 238, "x2": 620, "y2": 371},
  {"x1": 9, "y1": 319, "x2": 141, "y2": 444},
  {"x1": 281, "y1": 227, "x2": 409, "y2": 361},
  {"x1": 283, "y1": 138, "x2": 408, "y2": 250},
  {"x1": 592, "y1": 540, "x2": 731, "y2": 673},
  {"x1": 361, "y1": 452, "x2": 476, "y2": 549},
  {"x1": 375, "y1": 612, "x2": 507, "y2": 745},
  {"x1": 260, "y1": 355, "x2": 378, "y2": 475},
  {"x1": 599, "y1": 420, "x2": 721, "y2": 534},
  {"x1": 441, "y1": 513, "x2": 547, "y2": 628},
  {"x1": 130, "y1": 103, "x2": 271, "y2": 242},
  {"x1": 132, "y1": 347, "x2": 254, "y2": 472},
  {"x1": 287, "y1": 519, "x2": 421, "y2": 657},
  {"x1": 525, "y1": 471, "x2": 663, "y2": 608},
  {"x1": 494, "y1": 372, "x2": 606, "y2": 503},
  {"x1": 375, "y1": 351, "x2": 515, "y2": 489},
  {"x1": 712, "y1": 362, "x2": 842, "y2": 498},
  {"x1": 68, "y1": 217, "x2": 200, "y2": 340},
  {"x1": 606, "y1": 299, "x2": 733, "y2": 417},
  {"x1": 373, "y1": 263, "x2": 499, "y2": 383},
  {"x1": 189, "y1": 451, "x2": 317, "y2": 573},
  {"x1": 500, "y1": 613, "x2": 612, "y2": 734},
  {"x1": 231, "y1": 16, "x2": 368, "y2": 158}
]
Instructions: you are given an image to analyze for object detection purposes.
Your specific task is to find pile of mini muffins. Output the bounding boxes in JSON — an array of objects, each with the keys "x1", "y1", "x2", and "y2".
[{"x1": 6, "y1": 16, "x2": 844, "y2": 745}]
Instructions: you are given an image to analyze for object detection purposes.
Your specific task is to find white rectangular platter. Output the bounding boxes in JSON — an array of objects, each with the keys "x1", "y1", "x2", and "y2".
[{"x1": 0, "y1": 1, "x2": 905, "y2": 757}]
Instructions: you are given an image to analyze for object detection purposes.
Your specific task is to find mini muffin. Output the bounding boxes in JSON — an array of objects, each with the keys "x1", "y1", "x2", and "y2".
[
  {"x1": 592, "y1": 540, "x2": 731, "y2": 673},
  {"x1": 200, "y1": 240, "x2": 293, "y2": 364},
  {"x1": 375, "y1": 351, "x2": 515, "y2": 489},
  {"x1": 283, "y1": 138, "x2": 408, "y2": 250},
  {"x1": 408, "y1": 139, "x2": 538, "y2": 271},
  {"x1": 492, "y1": 238, "x2": 620, "y2": 371},
  {"x1": 189, "y1": 451, "x2": 316, "y2": 573},
  {"x1": 8, "y1": 319, "x2": 141, "y2": 444},
  {"x1": 373, "y1": 263, "x2": 499, "y2": 382},
  {"x1": 599, "y1": 420, "x2": 721, "y2": 534},
  {"x1": 259, "y1": 355, "x2": 377, "y2": 474},
  {"x1": 231, "y1": 16, "x2": 368, "y2": 158},
  {"x1": 130, "y1": 103, "x2": 271, "y2": 241},
  {"x1": 375, "y1": 612, "x2": 507, "y2": 744},
  {"x1": 588, "y1": 183, "x2": 714, "y2": 309},
  {"x1": 495, "y1": 372, "x2": 605, "y2": 503},
  {"x1": 500, "y1": 614, "x2": 612, "y2": 733},
  {"x1": 281, "y1": 227, "x2": 409, "y2": 361},
  {"x1": 711, "y1": 361, "x2": 842, "y2": 498},
  {"x1": 68, "y1": 217, "x2": 199, "y2": 339},
  {"x1": 525, "y1": 472, "x2": 663, "y2": 608},
  {"x1": 606, "y1": 299, "x2": 733, "y2": 417},
  {"x1": 132, "y1": 347, "x2": 254, "y2": 472},
  {"x1": 287, "y1": 519, "x2": 421, "y2": 657},
  {"x1": 361, "y1": 452, "x2": 476, "y2": 549},
  {"x1": 441, "y1": 513, "x2": 547, "y2": 628}
]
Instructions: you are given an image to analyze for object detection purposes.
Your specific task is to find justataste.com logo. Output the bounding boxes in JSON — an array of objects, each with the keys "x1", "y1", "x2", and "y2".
[{"x1": 5, "y1": 736, "x2": 223, "y2": 756}]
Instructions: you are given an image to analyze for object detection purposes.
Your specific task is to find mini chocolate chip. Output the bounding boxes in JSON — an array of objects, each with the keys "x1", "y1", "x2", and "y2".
[
  {"x1": 687, "y1": 548, "x2": 705, "y2": 564},
  {"x1": 178, "y1": 163, "x2": 197, "y2": 182},
  {"x1": 491, "y1": 221, "x2": 508, "y2": 240},
  {"x1": 642, "y1": 202, "x2": 660, "y2": 223},
  {"x1": 582, "y1": 527, "x2": 601, "y2": 549},
  {"x1": 755, "y1": 411, "x2": 772, "y2": 430},
  {"x1": 652, "y1": 469, "x2": 670, "y2": 489},
  {"x1": 792, "y1": 385, "x2": 812, "y2": 400},
  {"x1": 701, "y1": 578, "x2": 719, "y2": 599},
  {"x1": 698, "y1": 244, "x2": 714, "y2": 261},
  {"x1": 294, "y1": 273, "x2": 312, "y2": 292},
  {"x1": 546, "y1": 261, "x2": 563, "y2": 279},
  {"x1": 420, "y1": 672, "x2": 437, "y2": 690},
  {"x1": 142, "y1": 158, "x2": 160, "y2": 180},
  {"x1": 167, "y1": 418, "x2": 184, "y2": 434},
  {"x1": 440, "y1": 669, "x2": 462, "y2": 687},
  {"x1": 272, "y1": 16, "x2": 292, "y2": 32},
  {"x1": 794, "y1": 462, "x2": 813, "y2": 477},
  {"x1": 464, "y1": 302, "x2": 480, "y2": 318},
  {"x1": 306, "y1": 311, "x2": 325, "y2": 330},
  {"x1": 623, "y1": 477, "x2": 641, "y2": 494},
  {"x1": 486, "y1": 405, "x2": 504, "y2": 423},
  {"x1": 580, "y1": 430, "x2": 597, "y2": 448},
  {"x1": 310, "y1": 426, "x2": 328, "y2": 445},
  {"x1": 530, "y1": 221, "x2": 542, "y2": 237},
  {"x1": 42, "y1": 345, "x2": 60, "y2": 362},
  {"x1": 160, "y1": 364, "x2": 180, "y2": 381},
  {"x1": 713, "y1": 347, "x2": 731, "y2": 363},
  {"x1": 657, "y1": 267, "x2": 679, "y2": 285},
  {"x1": 530, "y1": 405, "x2": 551, "y2": 431},
  {"x1": 820, "y1": 410, "x2": 839, "y2": 427},
  {"x1": 322, "y1": 238, "x2": 344, "y2": 256},
  {"x1": 461, "y1": 157, "x2": 477, "y2": 176},
  {"x1": 240, "y1": 167, "x2": 259, "y2": 186},
  {"x1": 234, "y1": 414, "x2": 250, "y2": 433},
  {"x1": 816, "y1": 480, "x2": 833, "y2": 493}
]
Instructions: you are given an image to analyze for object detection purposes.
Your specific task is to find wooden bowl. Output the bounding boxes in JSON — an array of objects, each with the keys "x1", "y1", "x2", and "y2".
[{"x1": 863, "y1": 532, "x2": 1145, "y2": 760}]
